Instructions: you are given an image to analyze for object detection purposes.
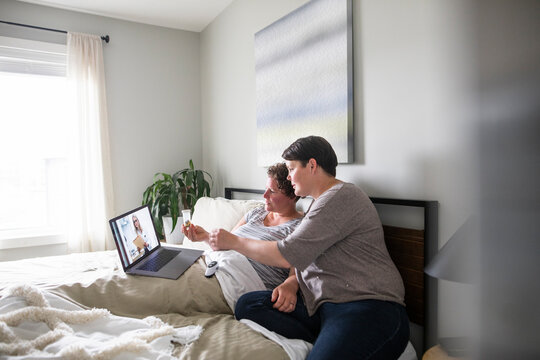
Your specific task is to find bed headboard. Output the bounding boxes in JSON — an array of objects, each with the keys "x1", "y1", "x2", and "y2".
[
  {"x1": 224, "y1": 187, "x2": 438, "y2": 353},
  {"x1": 370, "y1": 197, "x2": 439, "y2": 353}
]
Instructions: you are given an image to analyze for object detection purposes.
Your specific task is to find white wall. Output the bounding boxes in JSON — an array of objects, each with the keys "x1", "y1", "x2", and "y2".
[
  {"x1": 0, "y1": 0, "x2": 202, "y2": 259},
  {"x1": 201, "y1": 0, "x2": 478, "y2": 346},
  {"x1": 200, "y1": 0, "x2": 309, "y2": 194}
]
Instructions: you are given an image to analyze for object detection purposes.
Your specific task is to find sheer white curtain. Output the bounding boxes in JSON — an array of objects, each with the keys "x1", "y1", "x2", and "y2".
[{"x1": 67, "y1": 32, "x2": 114, "y2": 253}]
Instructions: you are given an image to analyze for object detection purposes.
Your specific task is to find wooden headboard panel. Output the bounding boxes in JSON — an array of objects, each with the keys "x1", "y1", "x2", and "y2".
[
  {"x1": 224, "y1": 188, "x2": 438, "y2": 352},
  {"x1": 382, "y1": 225, "x2": 425, "y2": 325}
]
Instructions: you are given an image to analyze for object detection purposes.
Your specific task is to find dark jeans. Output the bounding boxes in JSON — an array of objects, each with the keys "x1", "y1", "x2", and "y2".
[{"x1": 235, "y1": 291, "x2": 410, "y2": 360}]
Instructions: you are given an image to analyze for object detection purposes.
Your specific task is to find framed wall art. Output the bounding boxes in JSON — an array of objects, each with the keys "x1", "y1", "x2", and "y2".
[{"x1": 255, "y1": 0, "x2": 353, "y2": 166}]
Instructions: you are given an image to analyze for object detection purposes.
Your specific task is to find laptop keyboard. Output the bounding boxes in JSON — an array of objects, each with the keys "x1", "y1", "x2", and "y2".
[{"x1": 137, "y1": 248, "x2": 179, "y2": 272}]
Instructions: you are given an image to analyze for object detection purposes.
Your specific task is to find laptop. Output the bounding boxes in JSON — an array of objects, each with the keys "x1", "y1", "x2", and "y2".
[{"x1": 109, "y1": 205, "x2": 203, "y2": 280}]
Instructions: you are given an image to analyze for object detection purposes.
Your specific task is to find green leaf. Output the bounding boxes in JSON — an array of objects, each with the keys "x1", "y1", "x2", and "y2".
[{"x1": 186, "y1": 171, "x2": 193, "y2": 187}]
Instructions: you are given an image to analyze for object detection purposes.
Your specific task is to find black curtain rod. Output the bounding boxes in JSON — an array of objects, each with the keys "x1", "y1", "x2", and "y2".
[{"x1": 0, "y1": 20, "x2": 110, "y2": 43}]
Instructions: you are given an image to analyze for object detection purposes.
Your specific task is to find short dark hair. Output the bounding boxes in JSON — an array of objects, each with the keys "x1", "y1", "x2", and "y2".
[
  {"x1": 267, "y1": 162, "x2": 299, "y2": 200},
  {"x1": 281, "y1": 136, "x2": 338, "y2": 177}
]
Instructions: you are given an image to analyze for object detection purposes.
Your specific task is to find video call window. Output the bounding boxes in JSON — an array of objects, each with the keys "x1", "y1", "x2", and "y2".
[{"x1": 111, "y1": 206, "x2": 159, "y2": 267}]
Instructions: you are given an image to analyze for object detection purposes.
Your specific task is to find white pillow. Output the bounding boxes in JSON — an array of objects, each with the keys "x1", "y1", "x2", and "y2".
[{"x1": 181, "y1": 197, "x2": 264, "y2": 250}]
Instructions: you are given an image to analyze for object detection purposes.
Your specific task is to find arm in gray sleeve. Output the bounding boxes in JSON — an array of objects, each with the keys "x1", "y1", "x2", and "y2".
[{"x1": 278, "y1": 204, "x2": 345, "y2": 270}]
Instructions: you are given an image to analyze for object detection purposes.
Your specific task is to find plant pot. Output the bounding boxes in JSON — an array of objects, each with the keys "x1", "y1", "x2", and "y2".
[{"x1": 162, "y1": 216, "x2": 184, "y2": 244}]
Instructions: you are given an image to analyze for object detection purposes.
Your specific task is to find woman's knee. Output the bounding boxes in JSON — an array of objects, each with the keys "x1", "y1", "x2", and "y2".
[{"x1": 234, "y1": 290, "x2": 273, "y2": 320}]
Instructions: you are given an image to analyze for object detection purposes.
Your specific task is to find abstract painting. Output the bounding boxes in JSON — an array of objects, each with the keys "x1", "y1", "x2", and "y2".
[{"x1": 255, "y1": 0, "x2": 353, "y2": 166}]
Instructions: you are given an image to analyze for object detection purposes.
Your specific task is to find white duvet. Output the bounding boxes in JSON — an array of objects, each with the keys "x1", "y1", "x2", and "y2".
[{"x1": 0, "y1": 285, "x2": 202, "y2": 360}]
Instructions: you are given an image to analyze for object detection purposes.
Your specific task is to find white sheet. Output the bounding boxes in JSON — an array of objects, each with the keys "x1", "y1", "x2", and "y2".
[
  {"x1": 204, "y1": 250, "x2": 417, "y2": 360},
  {"x1": 204, "y1": 250, "x2": 266, "y2": 311}
]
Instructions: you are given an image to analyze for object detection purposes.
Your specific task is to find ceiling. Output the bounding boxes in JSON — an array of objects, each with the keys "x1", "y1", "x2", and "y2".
[{"x1": 16, "y1": 0, "x2": 235, "y2": 32}]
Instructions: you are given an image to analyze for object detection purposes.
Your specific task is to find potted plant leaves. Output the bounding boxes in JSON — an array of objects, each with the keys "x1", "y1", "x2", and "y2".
[{"x1": 142, "y1": 159, "x2": 212, "y2": 243}]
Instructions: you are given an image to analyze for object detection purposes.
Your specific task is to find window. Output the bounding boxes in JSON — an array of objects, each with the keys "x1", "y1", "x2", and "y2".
[{"x1": 0, "y1": 36, "x2": 75, "y2": 249}]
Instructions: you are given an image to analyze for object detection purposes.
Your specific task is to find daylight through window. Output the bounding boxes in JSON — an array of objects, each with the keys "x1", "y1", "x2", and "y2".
[{"x1": 0, "y1": 36, "x2": 75, "y2": 247}]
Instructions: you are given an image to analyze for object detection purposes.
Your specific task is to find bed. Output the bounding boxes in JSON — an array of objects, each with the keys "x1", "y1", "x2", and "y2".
[{"x1": 0, "y1": 187, "x2": 437, "y2": 359}]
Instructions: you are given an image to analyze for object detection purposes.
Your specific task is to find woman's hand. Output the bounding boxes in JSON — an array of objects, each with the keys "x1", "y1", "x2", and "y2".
[
  {"x1": 271, "y1": 278, "x2": 298, "y2": 313},
  {"x1": 182, "y1": 224, "x2": 209, "y2": 243},
  {"x1": 208, "y1": 229, "x2": 239, "y2": 251}
]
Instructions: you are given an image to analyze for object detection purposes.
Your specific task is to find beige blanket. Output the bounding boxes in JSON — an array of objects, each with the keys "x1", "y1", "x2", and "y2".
[{"x1": 0, "y1": 251, "x2": 289, "y2": 360}]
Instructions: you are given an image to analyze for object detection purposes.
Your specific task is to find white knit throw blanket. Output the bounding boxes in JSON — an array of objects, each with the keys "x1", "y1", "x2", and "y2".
[{"x1": 0, "y1": 285, "x2": 203, "y2": 359}]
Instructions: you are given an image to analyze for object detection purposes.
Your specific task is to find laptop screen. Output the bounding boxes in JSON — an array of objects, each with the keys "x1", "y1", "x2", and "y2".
[{"x1": 109, "y1": 205, "x2": 161, "y2": 269}]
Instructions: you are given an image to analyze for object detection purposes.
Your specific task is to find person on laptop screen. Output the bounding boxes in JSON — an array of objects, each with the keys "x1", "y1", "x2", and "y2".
[
  {"x1": 114, "y1": 210, "x2": 159, "y2": 263},
  {"x1": 132, "y1": 215, "x2": 152, "y2": 255}
]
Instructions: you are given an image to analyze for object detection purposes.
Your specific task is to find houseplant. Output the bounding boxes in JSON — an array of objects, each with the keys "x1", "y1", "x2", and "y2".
[{"x1": 142, "y1": 159, "x2": 213, "y2": 240}]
